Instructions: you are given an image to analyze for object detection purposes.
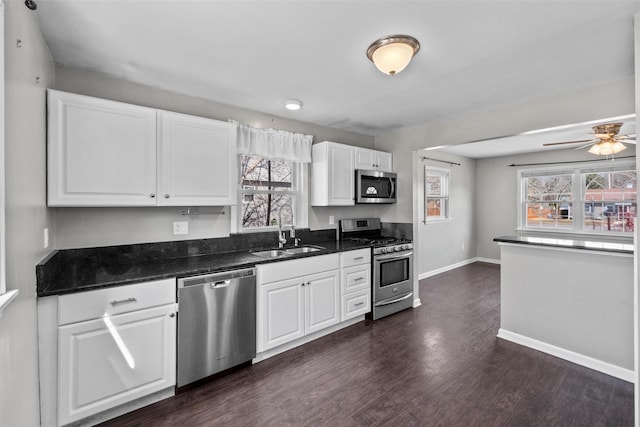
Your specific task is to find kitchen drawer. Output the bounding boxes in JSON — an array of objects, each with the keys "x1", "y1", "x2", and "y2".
[
  {"x1": 58, "y1": 278, "x2": 176, "y2": 325},
  {"x1": 342, "y1": 289, "x2": 370, "y2": 321},
  {"x1": 341, "y1": 264, "x2": 370, "y2": 293},
  {"x1": 340, "y1": 248, "x2": 370, "y2": 268}
]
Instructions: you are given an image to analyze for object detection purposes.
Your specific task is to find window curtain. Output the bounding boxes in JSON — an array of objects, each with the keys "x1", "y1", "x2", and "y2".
[{"x1": 233, "y1": 121, "x2": 313, "y2": 163}]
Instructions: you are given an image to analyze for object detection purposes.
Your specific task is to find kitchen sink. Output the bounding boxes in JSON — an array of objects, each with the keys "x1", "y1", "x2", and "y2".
[
  {"x1": 284, "y1": 246, "x2": 324, "y2": 254},
  {"x1": 251, "y1": 249, "x2": 292, "y2": 259},
  {"x1": 251, "y1": 246, "x2": 325, "y2": 259}
]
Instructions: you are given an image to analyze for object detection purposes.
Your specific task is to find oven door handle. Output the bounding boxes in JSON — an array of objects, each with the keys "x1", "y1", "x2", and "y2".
[
  {"x1": 374, "y1": 292, "x2": 413, "y2": 307},
  {"x1": 375, "y1": 251, "x2": 413, "y2": 261}
]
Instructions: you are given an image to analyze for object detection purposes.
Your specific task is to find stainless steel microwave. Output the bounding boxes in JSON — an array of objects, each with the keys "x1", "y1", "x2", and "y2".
[{"x1": 355, "y1": 170, "x2": 397, "y2": 204}]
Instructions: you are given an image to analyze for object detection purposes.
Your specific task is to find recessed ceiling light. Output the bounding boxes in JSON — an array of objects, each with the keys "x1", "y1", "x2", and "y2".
[{"x1": 285, "y1": 99, "x2": 303, "y2": 111}]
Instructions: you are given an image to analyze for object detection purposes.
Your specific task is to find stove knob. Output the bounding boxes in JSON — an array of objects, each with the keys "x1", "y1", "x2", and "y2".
[
  {"x1": 381, "y1": 248, "x2": 388, "y2": 254},
  {"x1": 394, "y1": 246, "x2": 401, "y2": 252},
  {"x1": 402, "y1": 245, "x2": 409, "y2": 251}
]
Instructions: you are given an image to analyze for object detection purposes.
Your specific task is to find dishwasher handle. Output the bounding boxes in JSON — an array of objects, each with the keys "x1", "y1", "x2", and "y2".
[
  {"x1": 210, "y1": 280, "x2": 231, "y2": 289},
  {"x1": 178, "y1": 267, "x2": 256, "y2": 289}
]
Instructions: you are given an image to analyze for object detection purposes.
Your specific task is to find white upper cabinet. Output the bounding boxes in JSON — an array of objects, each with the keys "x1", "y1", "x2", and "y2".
[
  {"x1": 47, "y1": 90, "x2": 237, "y2": 207},
  {"x1": 158, "y1": 111, "x2": 236, "y2": 206},
  {"x1": 48, "y1": 90, "x2": 158, "y2": 206},
  {"x1": 354, "y1": 147, "x2": 392, "y2": 172},
  {"x1": 311, "y1": 141, "x2": 355, "y2": 206}
]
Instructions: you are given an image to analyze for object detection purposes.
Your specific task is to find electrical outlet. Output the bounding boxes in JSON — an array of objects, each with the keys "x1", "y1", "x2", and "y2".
[
  {"x1": 173, "y1": 221, "x2": 188, "y2": 235},
  {"x1": 43, "y1": 228, "x2": 49, "y2": 248},
  {"x1": 329, "y1": 215, "x2": 335, "y2": 225}
]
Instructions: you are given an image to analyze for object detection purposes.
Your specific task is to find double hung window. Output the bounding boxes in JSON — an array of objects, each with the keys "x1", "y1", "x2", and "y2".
[
  {"x1": 239, "y1": 155, "x2": 299, "y2": 231},
  {"x1": 424, "y1": 167, "x2": 450, "y2": 221},
  {"x1": 519, "y1": 163, "x2": 636, "y2": 235}
]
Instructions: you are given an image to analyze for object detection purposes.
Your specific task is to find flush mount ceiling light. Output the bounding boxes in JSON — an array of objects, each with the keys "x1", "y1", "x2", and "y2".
[
  {"x1": 285, "y1": 99, "x2": 303, "y2": 111},
  {"x1": 366, "y1": 34, "x2": 420, "y2": 76}
]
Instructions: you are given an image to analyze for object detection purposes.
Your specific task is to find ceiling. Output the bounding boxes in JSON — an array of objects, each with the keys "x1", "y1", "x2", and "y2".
[
  {"x1": 436, "y1": 114, "x2": 637, "y2": 158},
  {"x1": 35, "y1": 1, "x2": 639, "y2": 137}
]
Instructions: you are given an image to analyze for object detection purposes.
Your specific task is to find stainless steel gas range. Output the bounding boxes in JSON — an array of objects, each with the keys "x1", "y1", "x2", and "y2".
[{"x1": 339, "y1": 218, "x2": 414, "y2": 320}]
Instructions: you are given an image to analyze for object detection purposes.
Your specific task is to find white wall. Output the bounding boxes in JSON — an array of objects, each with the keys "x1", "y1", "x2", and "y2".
[
  {"x1": 0, "y1": 1, "x2": 55, "y2": 425},
  {"x1": 474, "y1": 146, "x2": 636, "y2": 261},
  {"x1": 375, "y1": 77, "x2": 635, "y2": 224},
  {"x1": 53, "y1": 66, "x2": 379, "y2": 249},
  {"x1": 416, "y1": 150, "x2": 477, "y2": 276}
]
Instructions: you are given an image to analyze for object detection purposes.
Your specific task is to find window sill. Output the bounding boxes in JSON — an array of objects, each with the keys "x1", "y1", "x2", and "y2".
[
  {"x1": 423, "y1": 218, "x2": 452, "y2": 224},
  {"x1": 0, "y1": 289, "x2": 18, "y2": 320}
]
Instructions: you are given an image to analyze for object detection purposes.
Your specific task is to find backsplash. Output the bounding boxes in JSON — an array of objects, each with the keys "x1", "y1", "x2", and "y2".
[{"x1": 381, "y1": 222, "x2": 413, "y2": 240}]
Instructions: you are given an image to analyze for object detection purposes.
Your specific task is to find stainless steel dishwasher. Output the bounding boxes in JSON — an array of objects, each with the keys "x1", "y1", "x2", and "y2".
[{"x1": 177, "y1": 267, "x2": 256, "y2": 387}]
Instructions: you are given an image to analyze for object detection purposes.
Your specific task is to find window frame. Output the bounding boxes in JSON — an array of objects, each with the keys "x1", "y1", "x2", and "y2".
[
  {"x1": 424, "y1": 166, "x2": 450, "y2": 223},
  {"x1": 517, "y1": 160, "x2": 636, "y2": 237},
  {"x1": 230, "y1": 155, "x2": 308, "y2": 234}
]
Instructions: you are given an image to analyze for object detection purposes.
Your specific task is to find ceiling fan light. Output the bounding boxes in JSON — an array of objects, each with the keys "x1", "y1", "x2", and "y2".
[
  {"x1": 588, "y1": 144, "x2": 602, "y2": 155},
  {"x1": 612, "y1": 141, "x2": 627, "y2": 154},
  {"x1": 367, "y1": 35, "x2": 420, "y2": 76}
]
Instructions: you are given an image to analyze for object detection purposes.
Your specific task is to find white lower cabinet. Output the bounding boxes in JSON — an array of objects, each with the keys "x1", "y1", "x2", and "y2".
[
  {"x1": 340, "y1": 249, "x2": 371, "y2": 321},
  {"x1": 39, "y1": 278, "x2": 177, "y2": 426},
  {"x1": 259, "y1": 277, "x2": 305, "y2": 350},
  {"x1": 257, "y1": 254, "x2": 340, "y2": 353},
  {"x1": 58, "y1": 304, "x2": 176, "y2": 425}
]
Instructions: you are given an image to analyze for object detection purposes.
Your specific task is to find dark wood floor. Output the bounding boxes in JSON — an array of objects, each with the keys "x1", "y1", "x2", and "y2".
[{"x1": 100, "y1": 262, "x2": 634, "y2": 426}]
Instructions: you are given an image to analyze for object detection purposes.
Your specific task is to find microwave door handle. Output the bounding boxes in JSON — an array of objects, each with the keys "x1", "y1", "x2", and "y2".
[{"x1": 389, "y1": 176, "x2": 395, "y2": 197}]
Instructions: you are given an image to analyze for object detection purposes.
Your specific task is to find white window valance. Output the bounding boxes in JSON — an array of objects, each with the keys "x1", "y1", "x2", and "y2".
[{"x1": 233, "y1": 121, "x2": 313, "y2": 163}]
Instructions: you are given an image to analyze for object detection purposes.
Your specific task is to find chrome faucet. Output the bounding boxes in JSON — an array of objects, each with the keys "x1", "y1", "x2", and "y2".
[{"x1": 278, "y1": 203, "x2": 295, "y2": 248}]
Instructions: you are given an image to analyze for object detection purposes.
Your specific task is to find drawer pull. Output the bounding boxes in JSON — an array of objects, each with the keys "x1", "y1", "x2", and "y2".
[
  {"x1": 353, "y1": 256, "x2": 364, "y2": 261},
  {"x1": 354, "y1": 277, "x2": 365, "y2": 282},
  {"x1": 354, "y1": 302, "x2": 365, "y2": 307},
  {"x1": 110, "y1": 297, "x2": 137, "y2": 307}
]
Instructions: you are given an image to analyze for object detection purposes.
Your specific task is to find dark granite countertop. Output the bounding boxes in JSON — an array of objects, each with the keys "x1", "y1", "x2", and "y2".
[
  {"x1": 493, "y1": 235, "x2": 634, "y2": 255},
  {"x1": 36, "y1": 229, "x2": 373, "y2": 297}
]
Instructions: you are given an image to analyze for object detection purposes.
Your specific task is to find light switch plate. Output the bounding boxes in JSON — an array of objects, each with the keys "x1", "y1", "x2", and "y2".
[{"x1": 173, "y1": 221, "x2": 188, "y2": 235}]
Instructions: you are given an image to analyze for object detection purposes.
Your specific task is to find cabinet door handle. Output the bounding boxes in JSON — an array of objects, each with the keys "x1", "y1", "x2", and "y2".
[
  {"x1": 110, "y1": 297, "x2": 137, "y2": 306},
  {"x1": 301, "y1": 283, "x2": 305, "y2": 287},
  {"x1": 150, "y1": 193, "x2": 156, "y2": 198},
  {"x1": 164, "y1": 194, "x2": 170, "y2": 199},
  {"x1": 169, "y1": 313, "x2": 175, "y2": 318}
]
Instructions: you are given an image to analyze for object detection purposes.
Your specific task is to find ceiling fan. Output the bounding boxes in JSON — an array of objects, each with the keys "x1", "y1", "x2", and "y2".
[{"x1": 543, "y1": 122, "x2": 636, "y2": 156}]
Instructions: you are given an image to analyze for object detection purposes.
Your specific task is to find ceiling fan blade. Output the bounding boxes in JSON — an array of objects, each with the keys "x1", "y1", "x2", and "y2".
[
  {"x1": 573, "y1": 142, "x2": 595, "y2": 150},
  {"x1": 617, "y1": 133, "x2": 635, "y2": 139},
  {"x1": 619, "y1": 139, "x2": 636, "y2": 144},
  {"x1": 543, "y1": 139, "x2": 597, "y2": 147}
]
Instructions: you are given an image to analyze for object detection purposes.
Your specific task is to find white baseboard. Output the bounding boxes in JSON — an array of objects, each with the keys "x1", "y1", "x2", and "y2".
[
  {"x1": 418, "y1": 257, "x2": 500, "y2": 280},
  {"x1": 412, "y1": 298, "x2": 421, "y2": 308},
  {"x1": 497, "y1": 328, "x2": 635, "y2": 383},
  {"x1": 475, "y1": 257, "x2": 500, "y2": 264}
]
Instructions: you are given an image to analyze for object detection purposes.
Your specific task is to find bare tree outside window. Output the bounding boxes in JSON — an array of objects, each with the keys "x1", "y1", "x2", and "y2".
[
  {"x1": 520, "y1": 166, "x2": 636, "y2": 235},
  {"x1": 240, "y1": 155, "x2": 295, "y2": 229},
  {"x1": 525, "y1": 174, "x2": 573, "y2": 228}
]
